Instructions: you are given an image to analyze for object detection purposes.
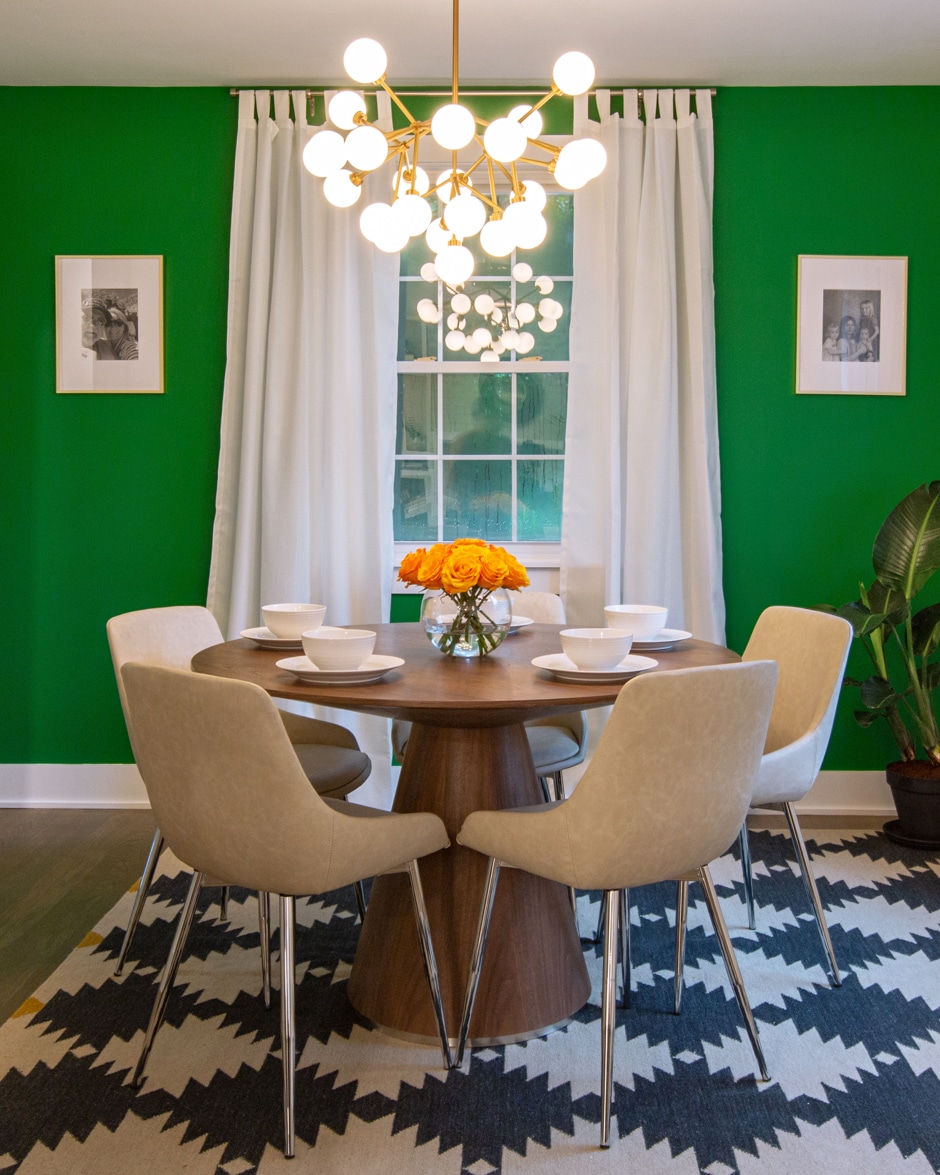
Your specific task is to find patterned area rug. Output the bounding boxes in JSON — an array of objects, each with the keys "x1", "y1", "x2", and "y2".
[{"x1": 1, "y1": 829, "x2": 938, "y2": 1174}]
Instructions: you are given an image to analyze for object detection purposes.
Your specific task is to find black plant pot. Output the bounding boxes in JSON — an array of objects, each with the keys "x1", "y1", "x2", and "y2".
[{"x1": 884, "y1": 761, "x2": 940, "y2": 849}]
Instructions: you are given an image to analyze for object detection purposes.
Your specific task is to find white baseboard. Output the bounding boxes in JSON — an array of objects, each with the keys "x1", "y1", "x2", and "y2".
[
  {"x1": 0, "y1": 762, "x2": 893, "y2": 816},
  {"x1": 0, "y1": 763, "x2": 150, "y2": 808}
]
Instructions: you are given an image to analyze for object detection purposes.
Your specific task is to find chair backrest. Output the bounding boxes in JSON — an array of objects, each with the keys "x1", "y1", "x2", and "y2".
[
  {"x1": 558, "y1": 661, "x2": 778, "y2": 889},
  {"x1": 120, "y1": 663, "x2": 427, "y2": 895},
  {"x1": 107, "y1": 605, "x2": 224, "y2": 721},
  {"x1": 743, "y1": 605, "x2": 852, "y2": 761},
  {"x1": 515, "y1": 591, "x2": 566, "y2": 624}
]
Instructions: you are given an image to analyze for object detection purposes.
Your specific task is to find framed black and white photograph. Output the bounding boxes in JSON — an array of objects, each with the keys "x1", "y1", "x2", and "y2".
[
  {"x1": 796, "y1": 255, "x2": 907, "y2": 396},
  {"x1": 56, "y1": 255, "x2": 164, "y2": 394}
]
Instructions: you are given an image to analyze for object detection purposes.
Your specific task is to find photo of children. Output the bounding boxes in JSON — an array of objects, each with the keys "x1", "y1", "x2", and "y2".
[
  {"x1": 80, "y1": 288, "x2": 139, "y2": 360},
  {"x1": 821, "y1": 289, "x2": 880, "y2": 362}
]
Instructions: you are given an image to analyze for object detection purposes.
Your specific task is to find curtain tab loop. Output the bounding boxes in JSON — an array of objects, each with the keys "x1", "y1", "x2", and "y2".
[
  {"x1": 254, "y1": 90, "x2": 271, "y2": 122},
  {"x1": 273, "y1": 91, "x2": 290, "y2": 124},
  {"x1": 640, "y1": 89, "x2": 656, "y2": 123},
  {"x1": 238, "y1": 89, "x2": 255, "y2": 127},
  {"x1": 675, "y1": 89, "x2": 691, "y2": 125},
  {"x1": 624, "y1": 88, "x2": 641, "y2": 126},
  {"x1": 375, "y1": 91, "x2": 393, "y2": 132},
  {"x1": 572, "y1": 92, "x2": 589, "y2": 134},
  {"x1": 694, "y1": 88, "x2": 713, "y2": 126},
  {"x1": 596, "y1": 89, "x2": 611, "y2": 124},
  {"x1": 291, "y1": 90, "x2": 309, "y2": 128}
]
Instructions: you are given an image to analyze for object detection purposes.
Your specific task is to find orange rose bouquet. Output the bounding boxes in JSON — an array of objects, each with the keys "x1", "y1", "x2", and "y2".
[{"x1": 398, "y1": 539, "x2": 530, "y2": 656}]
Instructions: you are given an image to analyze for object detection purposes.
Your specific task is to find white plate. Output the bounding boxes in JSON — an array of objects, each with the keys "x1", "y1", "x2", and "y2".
[
  {"x1": 508, "y1": 616, "x2": 534, "y2": 634},
  {"x1": 241, "y1": 626, "x2": 303, "y2": 650},
  {"x1": 276, "y1": 654, "x2": 404, "y2": 685},
  {"x1": 532, "y1": 653, "x2": 658, "y2": 684},
  {"x1": 630, "y1": 628, "x2": 692, "y2": 651}
]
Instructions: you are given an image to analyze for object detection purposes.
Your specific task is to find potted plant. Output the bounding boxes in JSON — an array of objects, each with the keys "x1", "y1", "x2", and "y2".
[{"x1": 823, "y1": 481, "x2": 940, "y2": 848}]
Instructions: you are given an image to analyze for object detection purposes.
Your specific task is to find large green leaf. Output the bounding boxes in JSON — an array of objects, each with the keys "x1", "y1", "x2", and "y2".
[
  {"x1": 873, "y1": 481, "x2": 940, "y2": 599},
  {"x1": 912, "y1": 603, "x2": 940, "y2": 658}
]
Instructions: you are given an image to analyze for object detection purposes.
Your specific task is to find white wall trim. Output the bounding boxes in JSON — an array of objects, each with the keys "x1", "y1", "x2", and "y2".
[
  {"x1": 0, "y1": 762, "x2": 893, "y2": 816},
  {"x1": 0, "y1": 763, "x2": 150, "y2": 808}
]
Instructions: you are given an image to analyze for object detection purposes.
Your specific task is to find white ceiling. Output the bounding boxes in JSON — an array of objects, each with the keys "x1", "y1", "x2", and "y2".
[{"x1": 2, "y1": 0, "x2": 939, "y2": 88}]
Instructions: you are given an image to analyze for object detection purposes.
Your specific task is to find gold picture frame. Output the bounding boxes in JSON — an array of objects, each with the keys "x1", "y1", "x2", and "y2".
[
  {"x1": 56, "y1": 255, "x2": 164, "y2": 394},
  {"x1": 796, "y1": 255, "x2": 907, "y2": 396}
]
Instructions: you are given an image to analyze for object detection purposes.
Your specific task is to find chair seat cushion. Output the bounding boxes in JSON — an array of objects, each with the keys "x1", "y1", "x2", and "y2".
[
  {"x1": 524, "y1": 724, "x2": 583, "y2": 775},
  {"x1": 292, "y1": 744, "x2": 371, "y2": 798}
]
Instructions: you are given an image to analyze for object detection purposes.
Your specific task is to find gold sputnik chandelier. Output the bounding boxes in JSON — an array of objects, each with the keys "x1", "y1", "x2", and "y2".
[{"x1": 301, "y1": 0, "x2": 605, "y2": 287}]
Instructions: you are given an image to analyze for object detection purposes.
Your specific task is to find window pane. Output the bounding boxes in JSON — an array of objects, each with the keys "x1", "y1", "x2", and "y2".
[
  {"x1": 399, "y1": 282, "x2": 437, "y2": 360},
  {"x1": 517, "y1": 372, "x2": 567, "y2": 454},
  {"x1": 443, "y1": 459, "x2": 512, "y2": 541},
  {"x1": 517, "y1": 459, "x2": 564, "y2": 541},
  {"x1": 443, "y1": 373, "x2": 512, "y2": 455},
  {"x1": 395, "y1": 460, "x2": 438, "y2": 541},
  {"x1": 519, "y1": 193, "x2": 574, "y2": 276},
  {"x1": 397, "y1": 374, "x2": 437, "y2": 454}
]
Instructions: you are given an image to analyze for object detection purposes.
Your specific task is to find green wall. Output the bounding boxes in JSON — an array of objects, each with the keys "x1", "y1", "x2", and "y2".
[
  {"x1": 715, "y1": 87, "x2": 940, "y2": 768},
  {"x1": 1, "y1": 85, "x2": 937, "y2": 771},
  {"x1": 0, "y1": 88, "x2": 235, "y2": 762}
]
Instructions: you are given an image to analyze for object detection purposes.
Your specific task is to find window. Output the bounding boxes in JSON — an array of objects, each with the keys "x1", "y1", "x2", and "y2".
[{"x1": 394, "y1": 193, "x2": 573, "y2": 553}]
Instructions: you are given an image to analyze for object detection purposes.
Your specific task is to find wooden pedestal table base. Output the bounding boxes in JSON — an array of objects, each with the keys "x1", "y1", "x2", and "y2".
[{"x1": 347, "y1": 721, "x2": 591, "y2": 1045}]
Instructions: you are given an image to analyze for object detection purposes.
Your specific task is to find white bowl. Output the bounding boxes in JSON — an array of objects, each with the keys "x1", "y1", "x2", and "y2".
[
  {"x1": 262, "y1": 603, "x2": 326, "y2": 639},
  {"x1": 560, "y1": 627, "x2": 634, "y2": 670},
  {"x1": 604, "y1": 605, "x2": 668, "y2": 641},
  {"x1": 302, "y1": 627, "x2": 377, "y2": 671}
]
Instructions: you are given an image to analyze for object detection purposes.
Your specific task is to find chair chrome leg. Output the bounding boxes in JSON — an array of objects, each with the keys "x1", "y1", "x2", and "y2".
[
  {"x1": 618, "y1": 889, "x2": 631, "y2": 1009},
  {"x1": 258, "y1": 891, "x2": 272, "y2": 1009},
  {"x1": 782, "y1": 802, "x2": 841, "y2": 987},
  {"x1": 594, "y1": 890, "x2": 608, "y2": 944},
  {"x1": 279, "y1": 895, "x2": 296, "y2": 1159},
  {"x1": 739, "y1": 824, "x2": 756, "y2": 931},
  {"x1": 405, "y1": 860, "x2": 454, "y2": 1069},
  {"x1": 549, "y1": 771, "x2": 565, "y2": 802},
  {"x1": 600, "y1": 889, "x2": 620, "y2": 1148},
  {"x1": 456, "y1": 856, "x2": 501, "y2": 1069},
  {"x1": 218, "y1": 886, "x2": 229, "y2": 923},
  {"x1": 115, "y1": 829, "x2": 165, "y2": 976},
  {"x1": 674, "y1": 880, "x2": 689, "y2": 1014},
  {"x1": 538, "y1": 775, "x2": 552, "y2": 803},
  {"x1": 354, "y1": 880, "x2": 368, "y2": 923},
  {"x1": 699, "y1": 866, "x2": 769, "y2": 1081},
  {"x1": 133, "y1": 869, "x2": 203, "y2": 1088}
]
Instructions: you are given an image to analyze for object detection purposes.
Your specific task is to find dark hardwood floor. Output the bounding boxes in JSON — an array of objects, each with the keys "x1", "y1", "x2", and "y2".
[{"x1": 0, "y1": 808, "x2": 157, "y2": 1023}]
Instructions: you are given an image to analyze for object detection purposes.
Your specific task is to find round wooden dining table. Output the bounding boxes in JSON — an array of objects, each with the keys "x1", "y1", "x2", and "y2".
[{"x1": 192, "y1": 623, "x2": 739, "y2": 1046}]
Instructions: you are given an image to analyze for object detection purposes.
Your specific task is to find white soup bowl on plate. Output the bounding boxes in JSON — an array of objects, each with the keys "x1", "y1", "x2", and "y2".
[
  {"x1": 302, "y1": 627, "x2": 376, "y2": 671},
  {"x1": 262, "y1": 603, "x2": 326, "y2": 640},
  {"x1": 604, "y1": 604, "x2": 668, "y2": 641},
  {"x1": 560, "y1": 627, "x2": 633, "y2": 670}
]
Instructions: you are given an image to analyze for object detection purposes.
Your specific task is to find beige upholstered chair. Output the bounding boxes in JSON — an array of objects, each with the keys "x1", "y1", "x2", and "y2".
[
  {"x1": 107, "y1": 605, "x2": 372, "y2": 983},
  {"x1": 121, "y1": 663, "x2": 452, "y2": 1158},
  {"x1": 393, "y1": 591, "x2": 588, "y2": 803},
  {"x1": 454, "y1": 661, "x2": 778, "y2": 1148},
  {"x1": 676, "y1": 606, "x2": 852, "y2": 999}
]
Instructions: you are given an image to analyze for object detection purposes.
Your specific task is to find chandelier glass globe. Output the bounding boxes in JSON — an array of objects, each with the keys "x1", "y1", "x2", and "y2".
[
  {"x1": 554, "y1": 138, "x2": 607, "y2": 190},
  {"x1": 515, "y1": 331, "x2": 536, "y2": 354},
  {"x1": 392, "y1": 192, "x2": 433, "y2": 237},
  {"x1": 344, "y1": 38, "x2": 388, "y2": 84},
  {"x1": 431, "y1": 103, "x2": 476, "y2": 150},
  {"x1": 517, "y1": 178, "x2": 547, "y2": 212},
  {"x1": 435, "y1": 170, "x2": 472, "y2": 203},
  {"x1": 374, "y1": 223, "x2": 410, "y2": 253},
  {"x1": 302, "y1": 130, "x2": 347, "y2": 178},
  {"x1": 435, "y1": 243, "x2": 475, "y2": 287},
  {"x1": 328, "y1": 90, "x2": 368, "y2": 131},
  {"x1": 451, "y1": 292, "x2": 471, "y2": 314},
  {"x1": 552, "y1": 50, "x2": 595, "y2": 96},
  {"x1": 445, "y1": 329, "x2": 466, "y2": 351},
  {"x1": 509, "y1": 104, "x2": 543, "y2": 140},
  {"x1": 514, "y1": 211, "x2": 547, "y2": 250},
  {"x1": 416, "y1": 298, "x2": 442, "y2": 324},
  {"x1": 396, "y1": 165, "x2": 430, "y2": 196},
  {"x1": 359, "y1": 201, "x2": 393, "y2": 243},
  {"x1": 474, "y1": 293, "x2": 495, "y2": 315},
  {"x1": 323, "y1": 169, "x2": 362, "y2": 208},
  {"x1": 426, "y1": 217, "x2": 454, "y2": 254},
  {"x1": 420, "y1": 261, "x2": 439, "y2": 283},
  {"x1": 444, "y1": 193, "x2": 486, "y2": 238},
  {"x1": 480, "y1": 218, "x2": 515, "y2": 258},
  {"x1": 345, "y1": 124, "x2": 388, "y2": 172},
  {"x1": 483, "y1": 117, "x2": 527, "y2": 163}
]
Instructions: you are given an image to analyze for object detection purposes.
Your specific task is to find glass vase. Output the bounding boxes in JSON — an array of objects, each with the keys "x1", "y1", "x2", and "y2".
[{"x1": 421, "y1": 587, "x2": 512, "y2": 657}]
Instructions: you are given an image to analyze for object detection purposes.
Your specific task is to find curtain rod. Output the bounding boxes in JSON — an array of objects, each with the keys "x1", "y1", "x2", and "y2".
[{"x1": 229, "y1": 87, "x2": 716, "y2": 98}]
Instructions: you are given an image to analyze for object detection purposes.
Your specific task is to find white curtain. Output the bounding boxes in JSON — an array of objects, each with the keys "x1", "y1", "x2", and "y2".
[
  {"x1": 207, "y1": 90, "x2": 399, "y2": 808},
  {"x1": 562, "y1": 88, "x2": 724, "y2": 644}
]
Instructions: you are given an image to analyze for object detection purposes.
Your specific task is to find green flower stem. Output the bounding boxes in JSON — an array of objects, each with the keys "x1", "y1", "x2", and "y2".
[{"x1": 437, "y1": 588, "x2": 503, "y2": 656}]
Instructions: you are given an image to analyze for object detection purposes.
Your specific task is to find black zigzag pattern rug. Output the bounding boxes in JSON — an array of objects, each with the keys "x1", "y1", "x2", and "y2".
[{"x1": 1, "y1": 829, "x2": 938, "y2": 1173}]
